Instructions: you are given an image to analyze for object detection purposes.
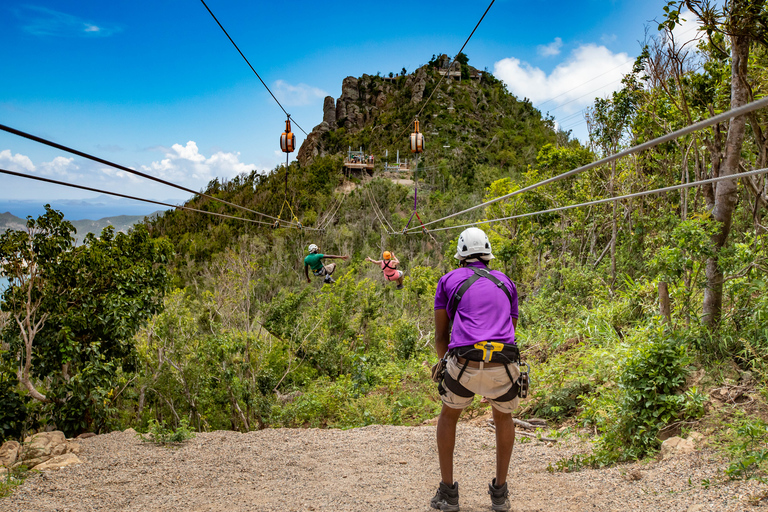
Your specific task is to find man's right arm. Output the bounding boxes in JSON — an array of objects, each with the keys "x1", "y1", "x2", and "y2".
[
  {"x1": 435, "y1": 309, "x2": 451, "y2": 359},
  {"x1": 304, "y1": 264, "x2": 310, "y2": 283}
]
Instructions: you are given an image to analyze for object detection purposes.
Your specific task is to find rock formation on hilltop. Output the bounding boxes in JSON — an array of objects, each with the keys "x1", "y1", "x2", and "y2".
[{"x1": 297, "y1": 66, "x2": 432, "y2": 167}]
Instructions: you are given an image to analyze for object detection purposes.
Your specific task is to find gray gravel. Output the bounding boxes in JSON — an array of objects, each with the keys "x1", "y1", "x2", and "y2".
[{"x1": 1, "y1": 422, "x2": 765, "y2": 512}]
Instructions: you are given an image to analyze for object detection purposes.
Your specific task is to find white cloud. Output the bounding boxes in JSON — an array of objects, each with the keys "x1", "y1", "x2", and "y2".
[
  {"x1": 273, "y1": 80, "x2": 328, "y2": 107},
  {"x1": 141, "y1": 141, "x2": 256, "y2": 184},
  {"x1": 0, "y1": 149, "x2": 35, "y2": 172},
  {"x1": 17, "y1": 6, "x2": 121, "y2": 37},
  {"x1": 537, "y1": 37, "x2": 563, "y2": 57},
  {"x1": 494, "y1": 44, "x2": 634, "y2": 115},
  {"x1": 38, "y1": 156, "x2": 78, "y2": 176}
]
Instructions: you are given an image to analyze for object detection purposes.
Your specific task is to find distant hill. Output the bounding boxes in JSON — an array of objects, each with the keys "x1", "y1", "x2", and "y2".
[{"x1": 0, "y1": 211, "x2": 160, "y2": 243}]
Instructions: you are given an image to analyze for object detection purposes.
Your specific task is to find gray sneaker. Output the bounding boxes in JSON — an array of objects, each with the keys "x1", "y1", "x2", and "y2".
[
  {"x1": 430, "y1": 481, "x2": 459, "y2": 511},
  {"x1": 488, "y1": 478, "x2": 510, "y2": 511}
]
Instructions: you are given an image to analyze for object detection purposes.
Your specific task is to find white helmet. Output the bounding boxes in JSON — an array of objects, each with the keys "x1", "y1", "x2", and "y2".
[
  {"x1": 454, "y1": 227, "x2": 494, "y2": 260},
  {"x1": 308, "y1": 244, "x2": 318, "y2": 253}
]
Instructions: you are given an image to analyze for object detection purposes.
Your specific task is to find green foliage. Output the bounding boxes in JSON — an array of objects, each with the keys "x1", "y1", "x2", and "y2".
[
  {"x1": 0, "y1": 465, "x2": 29, "y2": 498},
  {"x1": 0, "y1": 374, "x2": 28, "y2": 443},
  {"x1": 140, "y1": 418, "x2": 196, "y2": 445},
  {"x1": 723, "y1": 418, "x2": 768, "y2": 483},
  {"x1": 582, "y1": 326, "x2": 692, "y2": 465},
  {"x1": 1, "y1": 207, "x2": 171, "y2": 436},
  {"x1": 531, "y1": 381, "x2": 592, "y2": 421}
]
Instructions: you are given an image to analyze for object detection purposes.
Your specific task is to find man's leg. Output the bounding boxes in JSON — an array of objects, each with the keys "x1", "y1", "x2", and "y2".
[
  {"x1": 436, "y1": 404, "x2": 464, "y2": 484},
  {"x1": 491, "y1": 406, "x2": 515, "y2": 485}
]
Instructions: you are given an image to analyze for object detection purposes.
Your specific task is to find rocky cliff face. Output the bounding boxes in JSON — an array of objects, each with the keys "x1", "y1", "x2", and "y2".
[{"x1": 298, "y1": 68, "x2": 429, "y2": 167}]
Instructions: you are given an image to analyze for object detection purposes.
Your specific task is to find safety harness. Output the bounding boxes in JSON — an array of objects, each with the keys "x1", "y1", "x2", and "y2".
[
  {"x1": 382, "y1": 259, "x2": 398, "y2": 279},
  {"x1": 438, "y1": 266, "x2": 529, "y2": 402}
]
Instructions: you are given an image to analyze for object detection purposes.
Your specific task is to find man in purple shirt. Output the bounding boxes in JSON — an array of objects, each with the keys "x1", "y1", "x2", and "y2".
[{"x1": 430, "y1": 227, "x2": 520, "y2": 512}]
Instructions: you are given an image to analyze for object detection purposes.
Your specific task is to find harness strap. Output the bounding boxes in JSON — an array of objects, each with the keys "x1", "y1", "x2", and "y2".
[
  {"x1": 441, "y1": 362, "x2": 474, "y2": 398},
  {"x1": 449, "y1": 267, "x2": 514, "y2": 318}
]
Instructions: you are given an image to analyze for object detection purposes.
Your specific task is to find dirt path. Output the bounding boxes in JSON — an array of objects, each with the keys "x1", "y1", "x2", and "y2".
[{"x1": 1, "y1": 420, "x2": 765, "y2": 512}]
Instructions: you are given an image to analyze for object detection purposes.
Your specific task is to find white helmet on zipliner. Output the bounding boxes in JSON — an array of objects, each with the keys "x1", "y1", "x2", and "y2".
[
  {"x1": 308, "y1": 244, "x2": 319, "y2": 253},
  {"x1": 454, "y1": 227, "x2": 494, "y2": 260}
]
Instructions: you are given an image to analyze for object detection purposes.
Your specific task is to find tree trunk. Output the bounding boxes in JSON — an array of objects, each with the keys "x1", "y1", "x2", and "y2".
[
  {"x1": 702, "y1": 29, "x2": 750, "y2": 327},
  {"x1": 659, "y1": 281, "x2": 672, "y2": 323},
  {"x1": 610, "y1": 160, "x2": 618, "y2": 286}
]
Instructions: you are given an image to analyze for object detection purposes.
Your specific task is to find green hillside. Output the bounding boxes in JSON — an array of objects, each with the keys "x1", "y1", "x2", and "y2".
[{"x1": 3, "y1": 23, "x2": 767, "y2": 482}]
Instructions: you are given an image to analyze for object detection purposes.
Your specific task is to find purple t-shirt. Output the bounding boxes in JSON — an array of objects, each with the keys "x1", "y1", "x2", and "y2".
[{"x1": 434, "y1": 261, "x2": 518, "y2": 349}]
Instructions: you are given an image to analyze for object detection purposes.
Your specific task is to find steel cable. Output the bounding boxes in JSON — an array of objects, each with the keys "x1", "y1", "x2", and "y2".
[
  {"x1": 403, "y1": 95, "x2": 768, "y2": 233},
  {"x1": 0, "y1": 168, "x2": 275, "y2": 226},
  {"x1": 367, "y1": 184, "x2": 396, "y2": 233},
  {"x1": 199, "y1": 0, "x2": 308, "y2": 135},
  {"x1": 365, "y1": 185, "x2": 394, "y2": 234},
  {"x1": 0, "y1": 123, "x2": 300, "y2": 227},
  {"x1": 398, "y1": 0, "x2": 496, "y2": 139},
  {"x1": 422, "y1": 167, "x2": 768, "y2": 233}
]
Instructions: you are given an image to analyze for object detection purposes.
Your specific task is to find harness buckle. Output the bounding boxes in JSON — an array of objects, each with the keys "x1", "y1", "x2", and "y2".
[{"x1": 474, "y1": 341, "x2": 504, "y2": 363}]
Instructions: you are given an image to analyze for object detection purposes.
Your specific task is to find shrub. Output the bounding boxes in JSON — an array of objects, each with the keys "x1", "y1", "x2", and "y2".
[
  {"x1": 140, "y1": 418, "x2": 196, "y2": 445},
  {"x1": 586, "y1": 325, "x2": 691, "y2": 464}
]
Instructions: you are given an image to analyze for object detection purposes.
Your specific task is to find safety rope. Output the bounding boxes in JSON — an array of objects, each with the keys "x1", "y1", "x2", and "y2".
[
  {"x1": 401, "y1": 158, "x2": 430, "y2": 235},
  {"x1": 0, "y1": 168, "x2": 274, "y2": 225},
  {"x1": 403, "y1": 95, "x2": 768, "y2": 233},
  {"x1": 0, "y1": 123, "x2": 299, "y2": 227}
]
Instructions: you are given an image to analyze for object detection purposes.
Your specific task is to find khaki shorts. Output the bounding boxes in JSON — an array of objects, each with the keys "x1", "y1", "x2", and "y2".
[
  {"x1": 440, "y1": 355, "x2": 521, "y2": 414},
  {"x1": 313, "y1": 263, "x2": 336, "y2": 276}
]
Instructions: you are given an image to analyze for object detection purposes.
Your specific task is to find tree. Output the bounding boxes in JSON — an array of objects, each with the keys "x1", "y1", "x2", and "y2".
[
  {"x1": 0, "y1": 206, "x2": 74, "y2": 403},
  {"x1": 668, "y1": 0, "x2": 768, "y2": 325},
  {"x1": 1, "y1": 206, "x2": 172, "y2": 434}
]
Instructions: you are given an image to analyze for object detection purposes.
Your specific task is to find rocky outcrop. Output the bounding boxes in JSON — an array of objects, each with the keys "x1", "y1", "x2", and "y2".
[
  {"x1": 20, "y1": 431, "x2": 68, "y2": 468},
  {"x1": 660, "y1": 436, "x2": 695, "y2": 459},
  {"x1": 0, "y1": 431, "x2": 83, "y2": 471},
  {"x1": 322, "y1": 96, "x2": 336, "y2": 126},
  {"x1": 34, "y1": 452, "x2": 82, "y2": 471},
  {"x1": 409, "y1": 67, "x2": 428, "y2": 104},
  {"x1": 297, "y1": 65, "x2": 441, "y2": 166},
  {"x1": 0, "y1": 440, "x2": 20, "y2": 467}
]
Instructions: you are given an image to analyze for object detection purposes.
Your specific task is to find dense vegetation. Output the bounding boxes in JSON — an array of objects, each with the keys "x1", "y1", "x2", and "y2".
[{"x1": 1, "y1": 0, "x2": 766, "y2": 481}]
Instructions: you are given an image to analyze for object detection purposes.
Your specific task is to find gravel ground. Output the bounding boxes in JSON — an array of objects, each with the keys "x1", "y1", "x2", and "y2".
[{"x1": 1, "y1": 417, "x2": 766, "y2": 512}]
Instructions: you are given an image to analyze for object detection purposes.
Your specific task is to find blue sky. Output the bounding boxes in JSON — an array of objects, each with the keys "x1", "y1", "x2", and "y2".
[{"x1": 0, "y1": 0, "x2": 701, "y2": 219}]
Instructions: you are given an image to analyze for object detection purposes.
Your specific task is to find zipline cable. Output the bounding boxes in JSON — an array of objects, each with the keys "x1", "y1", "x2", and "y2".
[
  {"x1": 367, "y1": 184, "x2": 396, "y2": 233},
  {"x1": 365, "y1": 185, "x2": 395, "y2": 234},
  {"x1": 398, "y1": 0, "x2": 496, "y2": 138},
  {"x1": 423, "y1": 166, "x2": 768, "y2": 233},
  {"x1": 0, "y1": 123, "x2": 301, "y2": 228},
  {"x1": 199, "y1": 0, "x2": 308, "y2": 136},
  {"x1": 366, "y1": 187, "x2": 391, "y2": 233},
  {"x1": 319, "y1": 192, "x2": 346, "y2": 231},
  {"x1": 316, "y1": 194, "x2": 340, "y2": 228},
  {"x1": 403, "y1": 95, "x2": 768, "y2": 233},
  {"x1": 0, "y1": 168, "x2": 275, "y2": 226}
]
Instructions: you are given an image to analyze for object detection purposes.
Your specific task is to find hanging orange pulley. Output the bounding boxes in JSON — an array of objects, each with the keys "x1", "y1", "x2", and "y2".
[
  {"x1": 280, "y1": 118, "x2": 296, "y2": 153},
  {"x1": 410, "y1": 119, "x2": 425, "y2": 153}
]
